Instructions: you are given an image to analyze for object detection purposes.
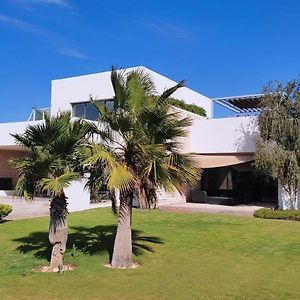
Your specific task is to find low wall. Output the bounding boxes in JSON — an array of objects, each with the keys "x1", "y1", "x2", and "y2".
[
  {"x1": 64, "y1": 179, "x2": 91, "y2": 212},
  {"x1": 156, "y1": 187, "x2": 187, "y2": 206},
  {"x1": 0, "y1": 190, "x2": 14, "y2": 197},
  {"x1": 190, "y1": 116, "x2": 258, "y2": 154}
]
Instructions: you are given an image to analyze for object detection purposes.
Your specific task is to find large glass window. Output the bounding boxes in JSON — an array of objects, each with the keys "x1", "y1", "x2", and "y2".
[
  {"x1": 85, "y1": 102, "x2": 99, "y2": 120},
  {"x1": 72, "y1": 100, "x2": 114, "y2": 120},
  {"x1": 105, "y1": 100, "x2": 114, "y2": 111},
  {"x1": 73, "y1": 103, "x2": 85, "y2": 118}
]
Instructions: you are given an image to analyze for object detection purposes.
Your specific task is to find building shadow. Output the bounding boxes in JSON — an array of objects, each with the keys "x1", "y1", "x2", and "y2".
[{"x1": 13, "y1": 225, "x2": 163, "y2": 262}]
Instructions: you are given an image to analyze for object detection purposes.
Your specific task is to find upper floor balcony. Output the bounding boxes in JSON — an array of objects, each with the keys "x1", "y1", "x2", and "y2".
[{"x1": 28, "y1": 107, "x2": 51, "y2": 121}]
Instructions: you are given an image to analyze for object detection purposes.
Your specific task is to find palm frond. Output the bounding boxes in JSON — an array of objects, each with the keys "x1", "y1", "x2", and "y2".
[
  {"x1": 81, "y1": 143, "x2": 118, "y2": 168},
  {"x1": 82, "y1": 68, "x2": 198, "y2": 210},
  {"x1": 107, "y1": 165, "x2": 136, "y2": 192},
  {"x1": 111, "y1": 67, "x2": 128, "y2": 110},
  {"x1": 38, "y1": 172, "x2": 80, "y2": 194},
  {"x1": 11, "y1": 112, "x2": 93, "y2": 198},
  {"x1": 157, "y1": 80, "x2": 185, "y2": 105},
  {"x1": 126, "y1": 70, "x2": 156, "y2": 112},
  {"x1": 13, "y1": 173, "x2": 35, "y2": 200}
]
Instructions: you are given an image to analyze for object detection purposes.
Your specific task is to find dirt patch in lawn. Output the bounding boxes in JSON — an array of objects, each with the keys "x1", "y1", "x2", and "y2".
[
  {"x1": 104, "y1": 261, "x2": 140, "y2": 269},
  {"x1": 33, "y1": 263, "x2": 78, "y2": 273}
]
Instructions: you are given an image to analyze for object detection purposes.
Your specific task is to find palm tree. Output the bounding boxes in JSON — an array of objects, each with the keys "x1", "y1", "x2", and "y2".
[
  {"x1": 12, "y1": 112, "x2": 96, "y2": 271},
  {"x1": 84, "y1": 68, "x2": 199, "y2": 268}
]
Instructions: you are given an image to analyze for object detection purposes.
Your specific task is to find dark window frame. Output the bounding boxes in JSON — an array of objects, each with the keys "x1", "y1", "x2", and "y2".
[{"x1": 72, "y1": 99, "x2": 114, "y2": 120}]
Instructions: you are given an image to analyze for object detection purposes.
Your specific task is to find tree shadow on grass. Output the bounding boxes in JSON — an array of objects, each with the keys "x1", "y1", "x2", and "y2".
[
  {"x1": 13, "y1": 231, "x2": 52, "y2": 260},
  {"x1": 0, "y1": 219, "x2": 11, "y2": 224},
  {"x1": 13, "y1": 225, "x2": 163, "y2": 262}
]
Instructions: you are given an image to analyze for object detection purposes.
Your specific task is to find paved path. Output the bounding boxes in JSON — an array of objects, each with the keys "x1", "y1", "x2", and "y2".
[
  {"x1": 159, "y1": 202, "x2": 271, "y2": 217},
  {"x1": 1, "y1": 195, "x2": 270, "y2": 219},
  {"x1": 0, "y1": 196, "x2": 112, "y2": 220},
  {"x1": 0, "y1": 196, "x2": 50, "y2": 220}
]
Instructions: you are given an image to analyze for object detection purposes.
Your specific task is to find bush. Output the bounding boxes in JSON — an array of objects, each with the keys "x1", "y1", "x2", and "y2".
[
  {"x1": 0, "y1": 204, "x2": 13, "y2": 220},
  {"x1": 168, "y1": 98, "x2": 207, "y2": 117},
  {"x1": 254, "y1": 208, "x2": 300, "y2": 221}
]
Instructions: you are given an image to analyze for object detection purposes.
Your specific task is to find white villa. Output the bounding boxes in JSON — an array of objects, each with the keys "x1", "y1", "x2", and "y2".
[{"x1": 0, "y1": 66, "x2": 292, "y2": 210}]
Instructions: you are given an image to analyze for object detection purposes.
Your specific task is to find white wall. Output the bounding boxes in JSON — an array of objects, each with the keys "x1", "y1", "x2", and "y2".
[
  {"x1": 189, "y1": 116, "x2": 258, "y2": 154},
  {"x1": 0, "y1": 121, "x2": 41, "y2": 147},
  {"x1": 64, "y1": 179, "x2": 90, "y2": 212},
  {"x1": 51, "y1": 66, "x2": 212, "y2": 118},
  {"x1": 169, "y1": 106, "x2": 206, "y2": 153}
]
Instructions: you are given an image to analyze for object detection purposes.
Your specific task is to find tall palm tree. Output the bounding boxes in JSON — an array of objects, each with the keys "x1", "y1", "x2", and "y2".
[
  {"x1": 12, "y1": 112, "x2": 96, "y2": 271},
  {"x1": 84, "y1": 68, "x2": 199, "y2": 268}
]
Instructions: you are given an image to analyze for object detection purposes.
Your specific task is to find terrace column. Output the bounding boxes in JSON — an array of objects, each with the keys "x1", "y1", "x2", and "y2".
[{"x1": 278, "y1": 184, "x2": 300, "y2": 210}]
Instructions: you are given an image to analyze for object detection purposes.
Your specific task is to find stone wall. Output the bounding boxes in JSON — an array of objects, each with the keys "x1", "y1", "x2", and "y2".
[{"x1": 156, "y1": 187, "x2": 188, "y2": 206}]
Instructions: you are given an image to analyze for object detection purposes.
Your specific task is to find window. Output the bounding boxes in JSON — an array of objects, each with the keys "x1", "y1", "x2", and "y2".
[
  {"x1": 85, "y1": 102, "x2": 99, "y2": 120},
  {"x1": 72, "y1": 100, "x2": 114, "y2": 120},
  {"x1": 0, "y1": 178, "x2": 13, "y2": 190},
  {"x1": 73, "y1": 103, "x2": 85, "y2": 118},
  {"x1": 105, "y1": 100, "x2": 114, "y2": 111}
]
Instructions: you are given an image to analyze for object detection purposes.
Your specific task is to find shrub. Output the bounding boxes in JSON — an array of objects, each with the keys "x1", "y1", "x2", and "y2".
[
  {"x1": 254, "y1": 208, "x2": 300, "y2": 221},
  {"x1": 0, "y1": 204, "x2": 13, "y2": 220},
  {"x1": 168, "y1": 98, "x2": 207, "y2": 117}
]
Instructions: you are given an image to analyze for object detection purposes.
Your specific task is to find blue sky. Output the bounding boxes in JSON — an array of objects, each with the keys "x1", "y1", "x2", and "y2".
[{"x1": 1, "y1": 0, "x2": 300, "y2": 121}]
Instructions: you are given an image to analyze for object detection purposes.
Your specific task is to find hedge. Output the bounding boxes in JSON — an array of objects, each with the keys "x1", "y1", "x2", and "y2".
[
  {"x1": 254, "y1": 208, "x2": 300, "y2": 221},
  {"x1": 0, "y1": 204, "x2": 13, "y2": 220},
  {"x1": 168, "y1": 98, "x2": 207, "y2": 117}
]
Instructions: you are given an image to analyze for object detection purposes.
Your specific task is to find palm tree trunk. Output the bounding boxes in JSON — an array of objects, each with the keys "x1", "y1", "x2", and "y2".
[
  {"x1": 139, "y1": 181, "x2": 157, "y2": 209},
  {"x1": 49, "y1": 193, "x2": 68, "y2": 271},
  {"x1": 138, "y1": 187, "x2": 148, "y2": 209},
  {"x1": 111, "y1": 193, "x2": 133, "y2": 268}
]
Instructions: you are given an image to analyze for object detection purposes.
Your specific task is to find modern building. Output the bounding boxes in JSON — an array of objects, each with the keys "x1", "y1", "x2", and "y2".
[{"x1": 0, "y1": 66, "x2": 285, "y2": 210}]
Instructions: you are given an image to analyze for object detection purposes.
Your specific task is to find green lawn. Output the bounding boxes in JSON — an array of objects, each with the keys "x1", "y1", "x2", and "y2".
[{"x1": 1, "y1": 208, "x2": 300, "y2": 300}]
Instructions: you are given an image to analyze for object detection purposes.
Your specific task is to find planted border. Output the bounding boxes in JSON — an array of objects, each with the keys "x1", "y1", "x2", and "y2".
[
  {"x1": 168, "y1": 98, "x2": 207, "y2": 117},
  {"x1": 0, "y1": 204, "x2": 12, "y2": 221},
  {"x1": 254, "y1": 208, "x2": 300, "y2": 221}
]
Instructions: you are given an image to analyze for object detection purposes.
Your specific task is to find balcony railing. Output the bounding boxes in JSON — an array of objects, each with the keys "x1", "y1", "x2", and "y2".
[{"x1": 28, "y1": 107, "x2": 50, "y2": 121}]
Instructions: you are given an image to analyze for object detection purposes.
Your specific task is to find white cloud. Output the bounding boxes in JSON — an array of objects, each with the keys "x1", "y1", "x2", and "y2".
[
  {"x1": 137, "y1": 20, "x2": 192, "y2": 39},
  {"x1": 55, "y1": 44, "x2": 87, "y2": 59},
  {"x1": 8, "y1": 0, "x2": 72, "y2": 9},
  {"x1": 35, "y1": 0, "x2": 69, "y2": 6},
  {"x1": 0, "y1": 14, "x2": 87, "y2": 59},
  {"x1": 0, "y1": 13, "x2": 46, "y2": 34}
]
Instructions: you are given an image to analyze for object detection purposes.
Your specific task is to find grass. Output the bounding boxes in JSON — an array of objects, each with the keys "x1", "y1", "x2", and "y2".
[{"x1": 1, "y1": 208, "x2": 300, "y2": 300}]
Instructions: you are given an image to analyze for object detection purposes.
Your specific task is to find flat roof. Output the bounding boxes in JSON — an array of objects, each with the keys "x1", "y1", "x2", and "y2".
[{"x1": 212, "y1": 94, "x2": 264, "y2": 113}]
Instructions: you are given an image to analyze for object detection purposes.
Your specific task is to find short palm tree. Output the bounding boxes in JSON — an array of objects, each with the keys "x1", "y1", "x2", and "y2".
[
  {"x1": 83, "y1": 68, "x2": 199, "y2": 268},
  {"x1": 12, "y1": 112, "x2": 96, "y2": 271}
]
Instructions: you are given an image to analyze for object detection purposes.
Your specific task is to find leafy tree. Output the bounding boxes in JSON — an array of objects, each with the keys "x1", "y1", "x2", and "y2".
[
  {"x1": 11, "y1": 112, "x2": 96, "y2": 271},
  {"x1": 256, "y1": 79, "x2": 300, "y2": 209},
  {"x1": 83, "y1": 68, "x2": 199, "y2": 268}
]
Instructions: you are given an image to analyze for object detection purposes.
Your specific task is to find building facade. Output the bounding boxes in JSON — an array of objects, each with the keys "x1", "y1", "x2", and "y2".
[{"x1": 0, "y1": 66, "x2": 286, "y2": 210}]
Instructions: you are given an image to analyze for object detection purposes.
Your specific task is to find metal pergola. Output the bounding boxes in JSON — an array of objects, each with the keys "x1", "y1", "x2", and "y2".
[{"x1": 212, "y1": 94, "x2": 265, "y2": 113}]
